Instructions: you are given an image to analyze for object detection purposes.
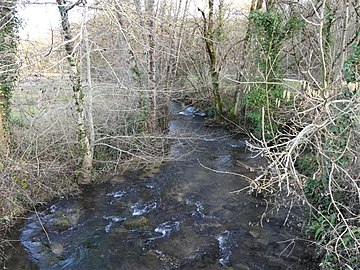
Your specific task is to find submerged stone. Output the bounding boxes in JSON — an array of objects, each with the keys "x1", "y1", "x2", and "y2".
[{"x1": 123, "y1": 216, "x2": 151, "y2": 230}]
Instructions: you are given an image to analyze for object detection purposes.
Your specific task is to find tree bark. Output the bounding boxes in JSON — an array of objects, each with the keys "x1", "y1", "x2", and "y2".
[
  {"x1": 56, "y1": 0, "x2": 92, "y2": 184},
  {"x1": 84, "y1": 2, "x2": 94, "y2": 179},
  {"x1": 146, "y1": 0, "x2": 157, "y2": 131},
  {"x1": 0, "y1": 0, "x2": 17, "y2": 158},
  {"x1": 199, "y1": 0, "x2": 224, "y2": 120},
  {"x1": 229, "y1": 2, "x2": 258, "y2": 121},
  {"x1": 338, "y1": 0, "x2": 349, "y2": 82}
]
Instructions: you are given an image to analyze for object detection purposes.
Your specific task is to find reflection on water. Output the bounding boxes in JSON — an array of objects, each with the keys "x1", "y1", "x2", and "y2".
[{"x1": 5, "y1": 102, "x2": 318, "y2": 270}]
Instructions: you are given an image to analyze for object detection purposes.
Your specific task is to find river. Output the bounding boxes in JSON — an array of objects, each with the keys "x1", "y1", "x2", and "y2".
[{"x1": 4, "y1": 103, "x2": 318, "y2": 269}]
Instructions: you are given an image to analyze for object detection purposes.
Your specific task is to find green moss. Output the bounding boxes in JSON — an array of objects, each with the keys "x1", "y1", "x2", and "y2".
[
  {"x1": 123, "y1": 216, "x2": 151, "y2": 230},
  {"x1": 344, "y1": 45, "x2": 359, "y2": 83},
  {"x1": 206, "y1": 106, "x2": 215, "y2": 118},
  {"x1": 296, "y1": 152, "x2": 318, "y2": 177},
  {"x1": 57, "y1": 218, "x2": 70, "y2": 228}
]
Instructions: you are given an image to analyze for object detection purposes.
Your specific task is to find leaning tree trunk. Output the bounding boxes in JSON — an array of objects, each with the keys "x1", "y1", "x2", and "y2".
[{"x1": 56, "y1": 0, "x2": 92, "y2": 184}]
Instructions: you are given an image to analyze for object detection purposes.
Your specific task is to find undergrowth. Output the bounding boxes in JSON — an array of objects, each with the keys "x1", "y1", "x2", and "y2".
[{"x1": 245, "y1": 84, "x2": 359, "y2": 269}]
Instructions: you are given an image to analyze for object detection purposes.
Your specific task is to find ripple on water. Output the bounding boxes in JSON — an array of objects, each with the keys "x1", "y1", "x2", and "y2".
[
  {"x1": 228, "y1": 140, "x2": 247, "y2": 148},
  {"x1": 154, "y1": 221, "x2": 181, "y2": 238},
  {"x1": 103, "y1": 216, "x2": 126, "y2": 233},
  {"x1": 131, "y1": 200, "x2": 158, "y2": 216},
  {"x1": 213, "y1": 154, "x2": 231, "y2": 168},
  {"x1": 178, "y1": 106, "x2": 206, "y2": 117},
  {"x1": 186, "y1": 199, "x2": 216, "y2": 220},
  {"x1": 217, "y1": 230, "x2": 239, "y2": 267},
  {"x1": 106, "y1": 190, "x2": 126, "y2": 198},
  {"x1": 58, "y1": 246, "x2": 89, "y2": 269}
]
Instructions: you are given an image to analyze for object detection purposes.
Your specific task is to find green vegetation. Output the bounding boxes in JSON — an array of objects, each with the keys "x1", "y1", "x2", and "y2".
[
  {"x1": 0, "y1": 0, "x2": 19, "y2": 112},
  {"x1": 304, "y1": 91, "x2": 359, "y2": 269},
  {"x1": 344, "y1": 45, "x2": 360, "y2": 83},
  {"x1": 244, "y1": 9, "x2": 303, "y2": 139},
  {"x1": 0, "y1": 0, "x2": 19, "y2": 157}
]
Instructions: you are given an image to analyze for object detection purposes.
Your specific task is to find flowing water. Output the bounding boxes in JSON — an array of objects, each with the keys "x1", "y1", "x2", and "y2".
[{"x1": 5, "y1": 103, "x2": 318, "y2": 270}]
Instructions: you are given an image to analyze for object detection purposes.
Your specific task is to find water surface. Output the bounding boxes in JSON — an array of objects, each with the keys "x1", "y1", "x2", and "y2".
[{"x1": 5, "y1": 103, "x2": 317, "y2": 269}]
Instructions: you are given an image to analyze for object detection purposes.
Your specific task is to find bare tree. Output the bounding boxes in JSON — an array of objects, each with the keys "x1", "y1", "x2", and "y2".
[{"x1": 56, "y1": 0, "x2": 93, "y2": 184}]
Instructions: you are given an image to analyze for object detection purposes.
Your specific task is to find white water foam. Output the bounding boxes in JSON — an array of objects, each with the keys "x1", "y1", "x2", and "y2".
[
  {"x1": 154, "y1": 221, "x2": 181, "y2": 238},
  {"x1": 217, "y1": 230, "x2": 232, "y2": 266},
  {"x1": 131, "y1": 201, "x2": 157, "y2": 216},
  {"x1": 106, "y1": 190, "x2": 127, "y2": 198},
  {"x1": 103, "y1": 216, "x2": 126, "y2": 233},
  {"x1": 178, "y1": 106, "x2": 206, "y2": 117},
  {"x1": 186, "y1": 199, "x2": 216, "y2": 219}
]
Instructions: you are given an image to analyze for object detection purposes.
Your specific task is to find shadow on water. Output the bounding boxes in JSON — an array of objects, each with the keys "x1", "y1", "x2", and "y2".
[{"x1": 5, "y1": 102, "x2": 318, "y2": 270}]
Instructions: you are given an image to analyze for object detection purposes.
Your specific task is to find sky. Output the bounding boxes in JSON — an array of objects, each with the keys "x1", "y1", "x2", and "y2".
[
  {"x1": 18, "y1": 0, "x2": 87, "y2": 40},
  {"x1": 18, "y1": 0, "x2": 249, "y2": 40}
]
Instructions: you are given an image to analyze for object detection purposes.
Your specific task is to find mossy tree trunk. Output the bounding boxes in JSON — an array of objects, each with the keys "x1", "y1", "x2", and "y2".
[
  {"x1": 199, "y1": 0, "x2": 224, "y2": 120},
  {"x1": 56, "y1": 0, "x2": 92, "y2": 184},
  {"x1": 0, "y1": 0, "x2": 18, "y2": 158}
]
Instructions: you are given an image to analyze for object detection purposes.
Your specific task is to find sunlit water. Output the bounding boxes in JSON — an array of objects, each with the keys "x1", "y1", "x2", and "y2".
[{"x1": 5, "y1": 103, "x2": 318, "y2": 269}]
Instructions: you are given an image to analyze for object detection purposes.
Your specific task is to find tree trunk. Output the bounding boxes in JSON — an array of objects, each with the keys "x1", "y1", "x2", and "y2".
[
  {"x1": 56, "y1": 0, "x2": 92, "y2": 184},
  {"x1": 146, "y1": 0, "x2": 157, "y2": 131},
  {"x1": 0, "y1": 0, "x2": 18, "y2": 158},
  {"x1": 319, "y1": 0, "x2": 329, "y2": 90},
  {"x1": 229, "y1": 2, "x2": 257, "y2": 121},
  {"x1": 199, "y1": 0, "x2": 224, "y2": 120},
  {"x1": 0, "y1": 105, "x2": 9, "y2": 158},
  {"x1": 338, "y1": 0, "x2": 349, "y2": 82},
  {"x1": 83, "y1": 2, "x2": 94, "y2": 179}
]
